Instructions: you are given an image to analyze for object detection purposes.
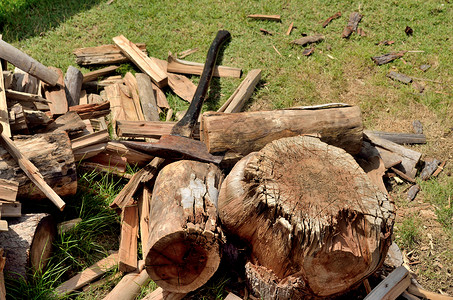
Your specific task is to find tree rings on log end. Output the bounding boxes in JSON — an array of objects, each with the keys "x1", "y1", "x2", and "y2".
[{"x1": 218, "y1": 136, "x2": 395, "y2": 298}]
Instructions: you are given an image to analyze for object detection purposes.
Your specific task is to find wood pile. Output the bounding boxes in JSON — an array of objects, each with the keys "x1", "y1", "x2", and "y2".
[{"x1": 0, "y1": 27, "x2": 448, "y2": 300}]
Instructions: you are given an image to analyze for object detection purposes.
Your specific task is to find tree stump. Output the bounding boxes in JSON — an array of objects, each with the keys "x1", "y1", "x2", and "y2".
[
  {"x1": 145, "y1": 160, "x2": 224, "y2": 293},
  {"x1": 0, "y1": 131, "x2": 77, "y2": 199},
  {"x1": 218, "y1": 136, "x2": 395, "y2": 299},
  {"x1": 0, "y1": 213, "x2": 56, "y2": 279}
]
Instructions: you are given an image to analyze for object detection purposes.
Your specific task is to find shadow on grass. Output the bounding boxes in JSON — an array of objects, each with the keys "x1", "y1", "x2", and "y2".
[{"x1": 0, "y1": 0, "x2": 104, "y2": 41}]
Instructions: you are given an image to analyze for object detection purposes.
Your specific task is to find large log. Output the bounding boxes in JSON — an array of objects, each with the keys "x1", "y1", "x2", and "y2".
[
  {"x1": 218, "y1": 136, "x2": 395, "y2": 299},
  {"x1": 201, "y1": 105, "x2": 363, "y2": 164},
  {"x1": 0, "y1": 131, "x2": 77, "y2": 199},
  {"x1": 0, "y1": 213, "x2": 56, "y2": 279},
  {"x1": 145, "y1": 160, "x2": 224, "y2": 293}
]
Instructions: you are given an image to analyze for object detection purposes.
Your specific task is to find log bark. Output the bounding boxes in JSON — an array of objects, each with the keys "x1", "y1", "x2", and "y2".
[
  {"x1": 322, "y1": 12, "x2": 341, "y2": 28},
  {"x1": 201, "y1": 106, "x2": 363, "y2": 164},
  {"x1": 342, "y1": 12, "x2": 362, "y2": 38},
  {"x1": 372, "y1": 52, "x2": 406, "y2": 66},
  {"x1": 145, "y1": 160, "x2": 224, "y2": 293},
  {"x1": 218, "y1": 136, "x2": 395, "y2": 299},
  {"x1": 0, "y1": 213, "x2": 56, "y2": 279},
  {"x1": 292, "y1": 34, "x2": 325, "y2": 47},
  {"x1": 73, "y1": 43, "x2": 147, "y2": 66},
  {"x1": 64, "y1": 66, "x2": 83, "y2": 107},
  {"x1": 136, "y1": 73, "x2": 160, "y2": 121},
  {"x1": 0, "y1": 131, "x2": 77, "y2": 200}
]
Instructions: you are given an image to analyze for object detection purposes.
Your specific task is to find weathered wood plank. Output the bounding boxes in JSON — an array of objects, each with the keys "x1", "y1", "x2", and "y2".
[
  {"x1": 167, "y1": 54, "x2": 241, "y2": 78},
  {"x1": 42, "y1": 67, "x2": 68, "y2": 116},
  {"x1": 73, "y1": 43, "x2": 147, "y2": 66}
]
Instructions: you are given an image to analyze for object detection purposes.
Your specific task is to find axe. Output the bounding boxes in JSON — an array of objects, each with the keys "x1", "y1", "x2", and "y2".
[{"x1": 122, "y1": 30, "x2": 231, "y2": 164}]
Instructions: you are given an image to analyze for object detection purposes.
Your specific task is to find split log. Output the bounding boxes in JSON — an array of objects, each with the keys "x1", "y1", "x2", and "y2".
[
  {"x1": 64, "y1": 66, "x2": 83, "y2": 107},
  {"x1": 291, "y1": 34, "x2": 325, "y2": 47},
  {"x1": 372, "y1": 51, "x2": 406, "y2": 66},
  {"x1": 23, "y1": 109, "x2": 52, "y2": 128},
  {"x1": 218, "y1": 136, "x2": 395, "y2": 299},
  {"x1": 69, "y1": 101, "x2": 110, "y2": 120},
  {"x1": 342, "y1": 12, "x2": 362, "y2": 38},
  {"x1": 46, "y1": 111, "x2": 86, "y2": 134},
  {"x1": 73, "y1": 43, "x2": 147, "y2": 66},
  {"x1": 0, "y1": 60, "x2": 10, "y2": 138},
  {"x1": 358, "y1": 141, "x2": 402, "y2": 169},
  {"x1": 152, "y1": 82, "x2": 170, "y2": 109},
  {"x1": 105, "y1": 141, "x2": 154, "y2": 167},
  {"x1": 167, "y1": 54, "x2": 242, "y2": 78},
  {"x1": 0, "y1": 179, "x2": 18, "y2": 202},
  {"x1": 73, "y1": 143, "x2": 107, "y2": 161},
  {"x1": 103, "y1": 267, "x2": 151, "y2": 300},
  {"x1": 2, "y1": 71, "x2": 13, "y2": 90},
  {"x1": 138, "y1": 186, "x2": 151, "y2": 256},
  {"x1": 113, "y1": 35, "x2": 167, "y2": 88},
  {"x1": 218, "y1": 69, "x2": 261, "y2": 113},
  {"x1": 247, "y1": 14, "x2": 281, "y2": 21},
  {"x1": 201, "y1": 105, "x2": 363, "y2": 164},
  {"x1": 71, "y1": 129, "x2": 109, "y2": 152},
  {"x1": 145, "y1": 160, "x2": 224, "y2": 293},
  {"x1": 136, "y1": 73, "x2": 160, "y2": 121},
  {"x1": 119, "y1": 203, "x2": 138, "y2": 273},
  {"x1": 364, "y1": 130, "x2": 426, "y2": 145},
  {"x1": 0, "y1": 213, "x2": 56, "y2": 279},
  {"x1": 0, "y1": 131, "x2": 77, "y2": 200},
  {"x1": 82, "y1": 65, "x2": 119, "y2": 84},
  {"x1": 123, "y1": 72, "x2": 145, "y2": 121},
  {"x1": 322, "y1": 12, "x2": 341, "y2": 28},
  {"x1": 116, "y1": 120, "x2": 174, "y2": 138},
  {"x1": 0, "y1": 40, "x2": 59, "y2": 86},
  {"x1": 42, "y1": 67, "x2": 68, "y2": 116}
]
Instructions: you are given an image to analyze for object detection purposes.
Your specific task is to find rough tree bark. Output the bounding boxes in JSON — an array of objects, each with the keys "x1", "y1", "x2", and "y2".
[
  {"x1": 145, "y1": 160, "x2": 224, "y2": 293},
  {"x1": 218, "y1": 136, "x2": 395, "y2": 299}
]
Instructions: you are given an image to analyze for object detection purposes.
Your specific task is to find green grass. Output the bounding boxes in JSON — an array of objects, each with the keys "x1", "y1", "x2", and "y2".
[{"x1": 396, "y1": 216, "x2": 423, "y2": 249}]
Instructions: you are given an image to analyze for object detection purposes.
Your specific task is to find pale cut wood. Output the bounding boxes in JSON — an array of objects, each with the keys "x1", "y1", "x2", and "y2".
[
  {"x1": 118, "y1": 84, "x2": 140, "y2": 121},
  {"x1": 0, "y1": 214, "x2": 56, "y2": 278},
  {"x1": 364, "y1": 266, "x2": 410, "y2": 300},
  {"x1": 167, "y1": 54, "x2": 242, "y2": 78},
  {"x1": 2, "y1": 71, "x2": 13, "y2": 90},
  {"x1": 105, "y1": 84, "x2": 126, "y2": 123},
  {"x1": 141, "y1": 287, "x2": 186, "y2": 300},
  {"x1": 0, "y1": 126, "x2": 66, "y2": 210},
  {"x1": 73, "y1": 43, "x2": 147, "y2": 65},
  {"x1": 57, "y1": 218, "x2": 82, "y2": 234},
  {"x1": 138, "y1": 186, "x2": 151, "y2": 255},
  {"x1": 219, "y1": 136, "x2": 394, "y2": 298},
  {"x1": 105, "y1": 141, "x2": 154, "y2": 167},
  {"x1": 113, "y1": 35, "x2": 167, "y2": 88},
  {"x1": 364, "y1": 130, "x2": 426, "y2": 145},
  {"x1": 0, "y1": 179, "x2": 18, "y2": 202},
  {"x1": 152, "y1": 82, "x2": 170, "y2": 109},
  {"x1": 71, "y1": 129, "x2": 109, "y2": 151},
  {"x1": 218, "y1": 69, "x2": 261, "y2": 113},
  {"x1": 64, "y1": 66, "x2": 83, "y2": 107},
  {"x1": 42, "y1": 67, "x2": 68, "y2": 116},
  {"x1": 0, "y1": 40, "x2": 59, "y2": 86},
  {"x1": 79, "y1": 90, "x2": 88, "y2": 105},
  {"x1": 103, "y1": 268, "x2": 151, "y2": 300},
  {"x1": 5, "y1": 89, "x2": 50, "y2": 104},
  {"x1": 119, "y1": 203, "x2": 139, "y2": 273},
  {"x1": 0, "y1": 201, "x2": 21, "y2": 217},
  {"x1": 82, "y1": 65, "x2": 119, "y2": 84},
  {"x1": 407, "y1": 284, "x2": 453, "y2": 300},
  {"x1": 225, "y1": 292, "x2": 242, "y2": 300},
  {"x1": 82, "y1": 272, "x2": 122, "y2": 292},
  {"x1": 123, "y1": 72, "x2": 145, "y2": 121},
  {"x1": 0, "y1": 221, "x2": 7, "y2": 232},
  {"x1": 0, "y1": 131, "x2": 77, "y2": 200},
  {"x1": 201, "y1": 106, "x2": 363, "y2": 164},
  {"x1": 402, "y1": 291, "x2": 421, "y2": 300},
  {"x1": 136, "y1": 73, "x2": 160, "y2": 121},
  {"x1": 145, "y1": 160, "x2": 224, "y2": 293},
  {"x1": 247, "y1": 14, "x2": 281, "y2": 21},
  {"x1": 116, "y1": 120, "x2": 174, "y2": 138},
  {"x1": 0, "y1": 62, "x2": 10, "y2": 138},
  {"x1": 73, "y1": 143, "x2": 108, "y2": 161},
  {"x1": 55, "y1": 252, "x2": 119, "y2": 295}
]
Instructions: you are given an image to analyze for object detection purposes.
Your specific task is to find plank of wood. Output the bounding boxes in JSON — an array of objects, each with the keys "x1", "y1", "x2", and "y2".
[
  {"x1": 5, "y1": 89, "x2": 51, "y2": 103},
  {"x1": 71, "y1": 129, "x2": 109, "y2": 151},
  {"x1": 64, "y1": 66, "x2": 83, "y2": 107},
  {"x1": 105, "y1": 141, "x2": 154, "y2": 167},
  {"x1": 9, "y1": 103, "x2": 29, "y2": 134},
  {"x1": 0, "y1": 221, "x2": 7, "y2": 232},
  {"x1": 103, "y1": 268, "x2": 151, "y2": 300},
  {"x1": 136, "y1": 73, "x2": 160, "y2": 121},
  {"x1": 151, "y1": 82, "x2": 170, "y2": 109},
  {"x1": 0, "y1": 40, "x2": 59, "y2": 86},
  {"x1": 167, "y1": 54, "x2": 242, "y2": 78},
  {"x1": 73, "y1": 43, "x2": 147, "y2": 66},
  {"x1": 42, "y1": 67, "x2": 68, "y2": 116},
  {"x1": 119, "y1": 203, "x2": 139, "y2": 273},
  {"x1": 247, "y1": 14, "x2": 281, "y2": 21},
  {"x1": 116, "y1": 120, "x2": 174, "y2": 138},
  {"x1": 57, "y1": 218, "x2": 82, "y2": 234},
  {"x1": 141, "y1": 287, "x2": 187, "y2": 300},
  {"x1": 73, "y1": 143, "x2": 107, "y2": 161},
  {"x1": 0, "y1": 179, "x2": 18, "y2": 202},
  {"x1": 322, "y1": 11, "x2": 342, "y2": 28},
  {"x1": 407, "y1": 284, "x2": 453, "y2": 300},
  {"x1": 82, "y1": 65, "x2": 119, "y2": 84},
  {"x1": 0, "y1": 62, "x2": 10, "y2": 138},
  {"x1": 55, "y1": 252, "x2": 119, "y2": 295},
  {"x1": 118, "y1": 84, "x2": 140, "y2": 121},
  {"x1": 364, "y1": 130, "x2": 426, "y2": 145},
  {"x1": 123, "y1": 72, "x2": 145, "y2": 121},
  {"x1": 105, "y1": 84, "x2": 126, "y2": 123},
  {"x1": 69, "y1": 101, "x2": 110, "y2": 120},
  {"x1": 0, "y1": 124, "x2": 66, "y2": 211},
  {"x1": 0, "y1": 201, "x2": 21, "y2": 217},
  {"x1": 365, "y1": 266, "x2": 410, "y2": 300},
  {"x1": 138, "y1": 186, "x2": 151, "y2": 256},
  {"x1": 292, "y1": 34, "x2": 325, "y2": 46},
  {"x1": 113, "y1": 35, "x2": 167, "y2": 88},
  {"x1": 218, "y1": 69, "x2": 261, "y2": 113}
]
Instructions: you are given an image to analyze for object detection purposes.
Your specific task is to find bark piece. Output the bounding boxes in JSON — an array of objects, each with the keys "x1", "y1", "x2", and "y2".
[
  {"x1": 0, "y1": 213, "x2": 56, "y2": 279},
  {"x1": 145, "y1": 160, "x2": 224, "y2": 293},
  {"x1": 82, "y1": 65, "x2": 119, "y2": 84},
  {"x1": 322, "y1": 12, "x2": 341, "y2": 28},
  {"x1": 123, "y1": 72, "x2": 145, "y2": 121},
  {"x1": 73, "y1": 43, "x2": 147, "y2": 65},
  {"x1": 218, "y1": 69, "x2": 261, "y2": 113},
  {"x1": 302, "y1": 47, "x2": 315, "y2": 56},
  {"x1": 364, "y1": 266, "x2": 410, "y2": 300},
  {"x1": 286, "y1": 22, "x2": 294, "y2": 35},
  {"x1": 372, "y1": 51, "x2": 406, "y2": 65},
  {"x1": 55, "y1": 252, "x2": 118, "y2": 295},
  {"x1": 342, "y1": 12, "x2": 362, "y2": 38},
  {"x1": 387, "y1": 71, "x2": 412, "y2": 84},
  {"x1": 364, "y1": 130, "x2": 426, "y2": 145},
  {"x1": 247, "y1": 14, "x2": 281, "y2": 21},
  {"x1": 407, "y1": 185, "x2": 420, "y2": 201},
  {"x1": 420, "y1": 159, "x2": 440, "y2": 181},
  {"x1": 69, "y1": 101, "x2": 110, "y2": 120},
  {"x1": 0, "y1": 179, "x2": 18, "y2": 202},
  {"x1": 0, "y1": 61, "x2": 10, "y2": 138},
  {"x1": 201, "y1": 106, "x2": 363, "y2": 164},
  {"x1": 167, "y1": 54, "x2": 242, "y2": 78},
  {"x1": 218, "y1": 136, "x2": 395, "y2": 298},
  {"x1": 64, "y1": 66, "x2": 83, "y2": 107},
  {"x1": 292, "y1": 34, "x2": 325, "y2": 46},
  {"x1": 103, "y1": 267, "x2": 151, "y2": 300},
  {"x1": 42, "y1": 67, "x2": 68, "y2": 116},
  {"x1": 113, "y1": 35, "x2": 167, "y2": 88},
  {"x1": 119, "y1": 203, "x2": 139, "y2": 273},
  {"x1": 0, "y1": 131, "x2": 77, "y2": 200},
  {"x1": 0, "y1": 40, "x2": 59, "y2": 86},
  {"x1": 432, "y1": 160, "x2": 446, "y2": 178},
  {"x1": 136, "y1": 73, "x2": 160, "y2": 121},
  {"x1": 419, "y1": 64, "x2": 430, "y2": 72},
  {"x1": 405, "y1": 26, "x2": 413, "y2": 36}
]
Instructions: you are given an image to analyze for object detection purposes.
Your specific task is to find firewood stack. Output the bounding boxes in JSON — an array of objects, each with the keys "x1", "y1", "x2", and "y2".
[{"x1": 0, "y1": 33, "x2": 447, "y2": 300}]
